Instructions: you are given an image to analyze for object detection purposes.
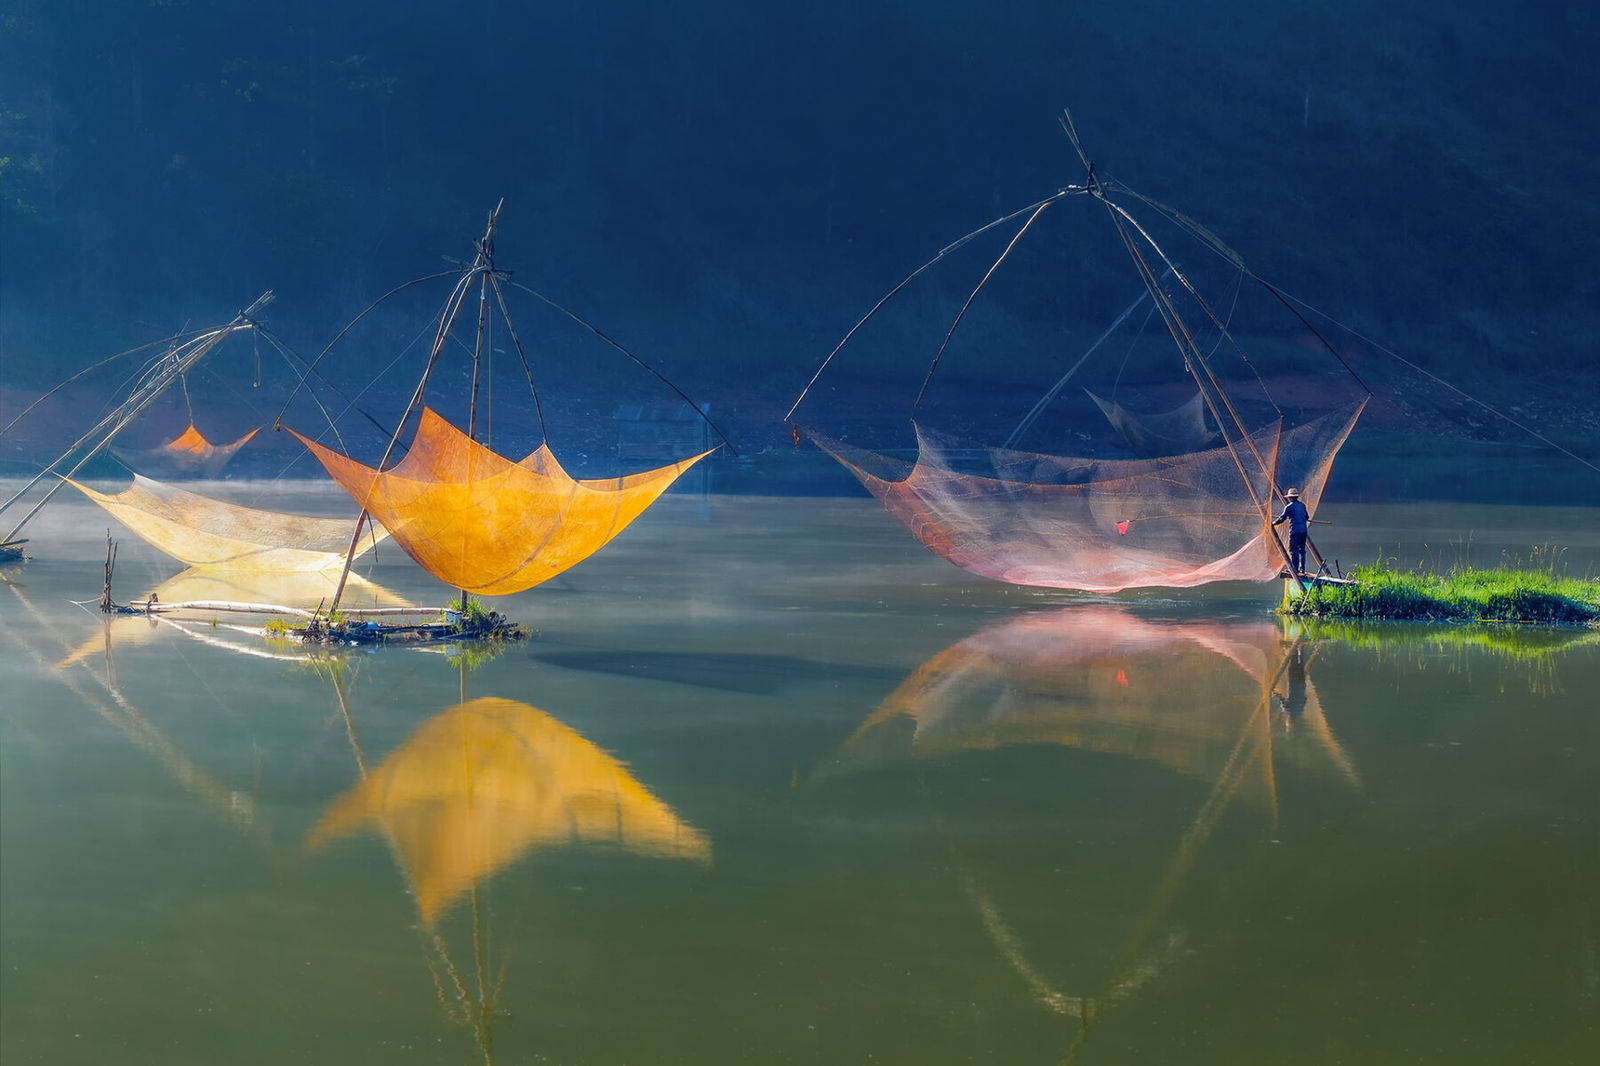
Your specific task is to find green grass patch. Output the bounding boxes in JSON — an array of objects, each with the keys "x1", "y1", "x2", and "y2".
[
  {"x1": 1285, "y1": 616, "x2": 1600, "y2": 661},
  {"x1": 1283, "y1": 562, "x2": 1600, "y2": 625}
]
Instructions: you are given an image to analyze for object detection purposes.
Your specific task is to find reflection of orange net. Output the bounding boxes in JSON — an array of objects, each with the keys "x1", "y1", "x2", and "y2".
[
  {"x1": 290, "y1": 407, "x2": 711, "y2": 595},
  {"x1": 309, "y1": 697, "x2": 710, "y2": 926},
  {"x1": 65, "y1": 474, "x2": 388, "y2": 570},
  {"x1": 111, "y1": 423, "x2": 259, "y2": 477},
  {"x1": 810, "y1": 400, "x2": 1364, "y2": 593}
]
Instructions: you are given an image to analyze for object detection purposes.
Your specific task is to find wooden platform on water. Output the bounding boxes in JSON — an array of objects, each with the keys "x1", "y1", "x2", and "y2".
[{"x1": 1281, "y1": 570, "x2": 1358, "y2": 601}]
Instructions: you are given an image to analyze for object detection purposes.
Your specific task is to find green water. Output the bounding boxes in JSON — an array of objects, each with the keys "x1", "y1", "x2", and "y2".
[{"x1": 2, "y1": 488, "x2": 1597, "y2": 1064}]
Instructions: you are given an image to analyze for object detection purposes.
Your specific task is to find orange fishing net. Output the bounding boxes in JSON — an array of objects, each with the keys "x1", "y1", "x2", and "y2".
[
  {"x1": 112, "y1": 423, "x2": 259, "y2": 477},
  {"x1": 308, "y1": 697, "x2": 710, "y2": 926},
  {"x1": 65, "y1": 474, "x2": 388, "y2": 570},
  {"x1": 808, "y1": 400, "x2": 1364, "y2": 593},
  {"x1": 290, "y1": 407, "x2": 711, "y2": 595}
]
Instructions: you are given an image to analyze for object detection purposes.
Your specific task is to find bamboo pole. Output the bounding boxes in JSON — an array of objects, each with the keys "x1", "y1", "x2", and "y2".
[
  {"x1": 121, "y1": 599, "x2": 449, "y2": 619},
  {"x1": 2, "y1": 293, "x2": 273, "y2": 543},
  {"x1": 327, "y1": 204, "x2": 504, "y2": 616}
]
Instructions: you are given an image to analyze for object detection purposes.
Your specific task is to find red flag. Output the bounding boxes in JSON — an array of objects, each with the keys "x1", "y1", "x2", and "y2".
[{"x1": 1115, "y1": 520, "x2": 1130, "y2": 536}]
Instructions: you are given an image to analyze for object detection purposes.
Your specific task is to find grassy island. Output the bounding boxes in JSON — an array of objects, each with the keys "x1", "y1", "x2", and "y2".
[{"x1": 1282, "y1": 563, "x2": 1600, "y2": 626}]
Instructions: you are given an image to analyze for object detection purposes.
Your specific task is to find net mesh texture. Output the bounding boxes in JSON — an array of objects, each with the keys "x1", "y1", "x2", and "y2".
[
  {"x1": 111, "y1": 423, "x2": 259, "y2": 478},
  {"x1": 291, "y1": 407, "x2": 711, "y2": 596},
  {"x1": 808, "y1": 399, "x2": 1364, "y2": 594},
  {"x1": 67, "y1": 474, "x2": 388, "y2": 570}
]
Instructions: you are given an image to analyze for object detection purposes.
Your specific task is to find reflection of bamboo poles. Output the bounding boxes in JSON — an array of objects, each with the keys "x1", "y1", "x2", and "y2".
[
  {"x1": 1272, "y1": 638, "x2": 1361, "y2": 788},
  {"x1": 310, "y1": 664, "x2": 710, "y2": 1064},
  {"x1": 317, "y1": 662, "x2": 500, "y2": 1066},
  {"x1": 1108, "y1": 649, "x2": 1287, "y2": 984},
  {"x1": 5, "y1": 576, "x2": 262, "y2": 831},
  {"x1": 57, "y1": 565, "x2": 416, "y2": 668},
  {"x1": 937, "y1": 679, "x2": 1277, "y2": 1064},
  {"x1": 124, "y1": 613, "x2": 321, "y2": 663},
  {"x1": 884, "y1": 616, "x2": 1355, "y2": 1064},
  {"x1": 1065, "y1": 641, "x2": 1328, "y2": 1062},
  {"x1": 931, "y1": 680, "x2": 1273, "y2": 1062}
]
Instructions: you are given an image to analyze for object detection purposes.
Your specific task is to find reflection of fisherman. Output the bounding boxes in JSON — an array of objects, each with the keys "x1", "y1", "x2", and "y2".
[
  {"x1": 1275, "y1": 643, "x2": 1308, "y2": 723},
  {"x1": 1271, "y1": 488, "x2": 1310, "y2": 576}
]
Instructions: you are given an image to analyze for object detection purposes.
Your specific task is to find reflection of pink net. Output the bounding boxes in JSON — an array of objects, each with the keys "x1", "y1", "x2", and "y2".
[
  {"x1": 809, "y1": 400, "x2": 1364, "y2": 593},
  {"x1": 827, "y1": 606, "x2": 1358, "y2": 792},
  {"x1": 834, "y1": 608, "x2": 1281, "y2": 779}
]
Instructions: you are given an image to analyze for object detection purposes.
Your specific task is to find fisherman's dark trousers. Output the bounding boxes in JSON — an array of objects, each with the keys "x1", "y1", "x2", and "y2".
[{"x1": 1288, "y1": 531, "x2": 1307, "y2": 575}]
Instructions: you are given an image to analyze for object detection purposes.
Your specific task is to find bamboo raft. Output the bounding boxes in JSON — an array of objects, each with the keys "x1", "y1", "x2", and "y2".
[{"x1": 108, "y1": 596, "x2": 527, "y2": 646}]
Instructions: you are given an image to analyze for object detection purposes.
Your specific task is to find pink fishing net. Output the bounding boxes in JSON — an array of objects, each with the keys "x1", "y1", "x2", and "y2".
[{"x1": 808, "y1": 400, "x2": 1365, "y2": 593}]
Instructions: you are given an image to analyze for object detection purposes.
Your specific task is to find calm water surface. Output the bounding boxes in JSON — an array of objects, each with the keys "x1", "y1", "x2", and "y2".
[{"x1": 2, "y1": 485, "x2": 1597, "y2": 1065}]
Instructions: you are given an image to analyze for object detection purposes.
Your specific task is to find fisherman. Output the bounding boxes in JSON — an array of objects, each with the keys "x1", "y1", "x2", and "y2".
[{"x1": 1271, "y1": 488, "x2": 1310, "y2": 576}]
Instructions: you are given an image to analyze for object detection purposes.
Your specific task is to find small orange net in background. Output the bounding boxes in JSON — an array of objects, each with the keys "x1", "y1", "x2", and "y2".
[
  {"x1": 291, "y1": 407, "x2": 711, "y2": 596},
  {"x1": 807, "y1": 400, "x2": 1365, "y2": 594},
  {"x1": 112, "y1": 423, "x2": 259, "y2": 478}
]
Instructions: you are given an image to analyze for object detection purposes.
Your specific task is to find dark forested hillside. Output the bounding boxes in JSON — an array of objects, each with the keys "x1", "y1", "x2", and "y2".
[{"x1": 2, "y1": 1, "x2": 1597, "y2": 450}]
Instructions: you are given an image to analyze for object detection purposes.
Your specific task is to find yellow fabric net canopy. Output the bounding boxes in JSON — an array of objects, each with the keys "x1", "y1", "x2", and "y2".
[
  {"x1": 290, "y1": 407, "x2": 711, "y2": 596},
  {"x1": 65, "y1": 474, "x2": 389, "y2": 571},
  {"x1": 308, "y1": 697, "x2": 710, "y2": 926},
  {"x1": 111, "y1": 423, "x2": 259, "y2": 478}
]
